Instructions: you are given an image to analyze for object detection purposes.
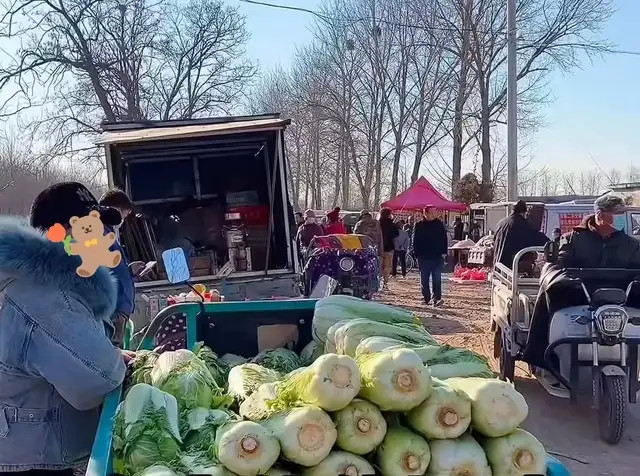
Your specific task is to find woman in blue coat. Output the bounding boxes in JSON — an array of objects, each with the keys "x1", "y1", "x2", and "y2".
[{"x1": 0, "y1": 182, "x2": 127, "y2": 475}]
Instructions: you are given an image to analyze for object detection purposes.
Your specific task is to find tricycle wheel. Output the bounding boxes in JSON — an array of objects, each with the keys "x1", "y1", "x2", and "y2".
[
  {"x1": 498, "y1": 330, "x2": 515, "y2": 382},
  {"x1": 598, "y1": 374, "x2": 627, "y2": 444}
]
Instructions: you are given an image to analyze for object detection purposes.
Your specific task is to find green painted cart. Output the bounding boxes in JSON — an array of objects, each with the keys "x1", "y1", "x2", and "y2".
[{"x1": 86, "y1": 299, "x2": 571, "y2": 476}]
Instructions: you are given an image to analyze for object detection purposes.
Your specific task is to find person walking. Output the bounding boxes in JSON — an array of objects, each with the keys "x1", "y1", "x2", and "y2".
[
  {"x1": 493, "y1": 200, "x2": 548, "y2": 270},
  {"x1": 378, "y1": 208, "x2": 398, "y2": 287},
  {"x1": 392, "y1": 220, "x2": 410, "y2": 278},
  {"x1": 413, "y1": 206, "x2": 448, "y2": 306},
  {"x1": 324, "y1": 207, "x2": 346, "y2": 234},
  {"x1": 99, "y1": 188, "x2": 135, "y2": 348}
]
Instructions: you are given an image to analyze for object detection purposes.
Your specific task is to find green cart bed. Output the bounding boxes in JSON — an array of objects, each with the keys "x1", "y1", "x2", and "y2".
[{"x1": 86, "y1": 298, "x2": 571, "y2": 476}]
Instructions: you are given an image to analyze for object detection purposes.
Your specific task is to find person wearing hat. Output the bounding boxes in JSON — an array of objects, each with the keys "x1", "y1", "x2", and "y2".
[
  {"x1": 324, "y1": 207, "x2": 346, "y2": 235},
  {"x1": 296, "y1": 209, "x2": 324, "y2": 250},
  {"x1": 0, "y1": 182, "x2": 128, "y2": 473},
  {"x1": 493, "y1": 199, "x2": 548, "y2": 270},
  {"x1": 556, "y1": 194, "x2": 640, "y2": 269}
]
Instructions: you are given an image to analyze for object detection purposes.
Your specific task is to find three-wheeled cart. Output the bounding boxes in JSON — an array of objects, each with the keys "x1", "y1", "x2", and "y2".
[
  {"x1": 491, "y1": 246, "x2": 640, "y2": 444},
  {"x1": 87, "y1": 299, "x2": 572, "y2": 476}
]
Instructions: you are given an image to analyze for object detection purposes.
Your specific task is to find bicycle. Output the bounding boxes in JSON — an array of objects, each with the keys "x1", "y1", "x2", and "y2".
[{"x1": 406, "y1": 248, "x2": 417, "y2": 272}]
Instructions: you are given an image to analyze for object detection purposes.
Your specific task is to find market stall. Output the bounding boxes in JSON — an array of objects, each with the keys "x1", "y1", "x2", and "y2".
[{"x1": 381, "y1": 176, "x2": 467, "y2": 214}]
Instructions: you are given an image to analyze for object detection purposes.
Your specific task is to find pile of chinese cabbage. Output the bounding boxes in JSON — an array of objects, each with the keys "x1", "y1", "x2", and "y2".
[{"x1": 112, "y1": 296, "x2": 549, "y2": 476}]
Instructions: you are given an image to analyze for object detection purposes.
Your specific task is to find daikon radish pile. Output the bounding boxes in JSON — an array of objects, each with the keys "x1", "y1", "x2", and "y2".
[
  {"x1": 407, "y1": 379, "x2": 472, "y2": 440},
  {"x1": 268, "y1": 354, "x2": 360, "y2": 412},
  {"x1": 376, "y1": 426, "x2": 431, "y2": 476},
  {"x1": 260, "y1": 406, "x2": 337, "y2": 467}
]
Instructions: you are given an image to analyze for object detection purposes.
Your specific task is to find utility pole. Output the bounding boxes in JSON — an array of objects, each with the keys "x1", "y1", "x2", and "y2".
[{"x1": 506, "y1": 0, "x2": 518, "y2": 201}]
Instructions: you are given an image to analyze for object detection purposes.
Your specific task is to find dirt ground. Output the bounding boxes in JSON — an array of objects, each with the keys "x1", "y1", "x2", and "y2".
[{"x1": 378, "y1": 273, "x2": 640, "y2": 476}]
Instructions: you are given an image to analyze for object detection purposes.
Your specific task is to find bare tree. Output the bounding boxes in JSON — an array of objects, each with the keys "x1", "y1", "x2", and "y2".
[
  {"x1": 465, "y1": 0, "x2": 613, "y2": 199},
  {"x1": 0, "y1": 0, "x2": 255, "y2": 163},
  {"x1": 249, "y1": 0, "x2": 613, "y2": 210},
  {"x1": 150, "y1": 0, "x2": 255, "y2": 119},
  {"x1": 0, "y1": 129, "x2": 103, "y2": 214}
]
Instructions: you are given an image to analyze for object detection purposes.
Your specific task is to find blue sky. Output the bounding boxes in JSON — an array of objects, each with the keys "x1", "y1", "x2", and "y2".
[{"x1": 237, "y1": 0, "x2": 640, "y2": 174}]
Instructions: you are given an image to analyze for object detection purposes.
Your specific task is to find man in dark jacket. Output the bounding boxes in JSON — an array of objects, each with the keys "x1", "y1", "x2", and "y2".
[
  {"x1": 413, "y1": 206, "x2": 448, "y2": 306},
  {"x1": 99, "y1": 188, "x2": 135, "y2": 347},
  {"x1": 296, "y1": 209, "x2": 324, "y2": 249},
  {"x1": 453, "y1": 217, "x2": 464, "y2": 241},
  {"x1": 493, "y1": 200, "x2": 548, "y2": 270},
  {"x1": 379, "y1": 207, "x2": 399, "y2": 286},
  {"x1": 556, "y1": 195, "x2": 640, "y2": 269}
]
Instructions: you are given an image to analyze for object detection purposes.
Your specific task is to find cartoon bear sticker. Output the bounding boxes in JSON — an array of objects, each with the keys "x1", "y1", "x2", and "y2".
[{"x1": 67, "y1": 210, "x2": 122, "y2": 277}]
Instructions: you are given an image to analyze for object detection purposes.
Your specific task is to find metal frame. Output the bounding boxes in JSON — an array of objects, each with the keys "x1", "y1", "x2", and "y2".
[
  {"x1": 544, "y1": 338, "x2": 640, "y2": 403},
  {"x1": 101, "y1": 119, "x2": 298, "y2": 287},
  {"x1": 491, "y1": 246, "x2": 544, "y2": 357},
  {"x1": 101, "y1": 113, "x2": 286, "y2": 131},
  {"x1": 105, "y1": 146, "x2": 115, "y2": 189},
  {"x1": 134, "y1": 268, "x2": 294, "y2": 290},
  {"x1": 277, "y1": 130, "x2": 294, "y2": 271},
  {"x1": 97, "y1": 122, "x2": 290, "y2": 145}
]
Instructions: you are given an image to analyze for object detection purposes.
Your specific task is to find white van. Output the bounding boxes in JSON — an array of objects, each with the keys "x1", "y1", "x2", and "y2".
[
  {"x1": 541, "y1": 203, "x2": 640, "y2": 239},
  {"x1": 472, "y1": 202, "x2": 640, "y2": 240}
]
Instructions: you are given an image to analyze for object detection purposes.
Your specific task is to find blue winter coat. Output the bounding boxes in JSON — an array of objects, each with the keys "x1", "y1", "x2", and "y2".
[
  {"x1": 0, "y1": 217, "x2": 126, "y2": 471},
  {"x1": 106, "y1": 226, "x2": 135, "y2": 315}
]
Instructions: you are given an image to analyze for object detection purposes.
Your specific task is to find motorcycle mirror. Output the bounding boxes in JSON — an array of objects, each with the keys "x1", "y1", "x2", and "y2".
[
  {"x1": 162, "y1": 247, "x2": 191, "y2": 284},
  {"x1": 544, "y1": 240, "x2": 559, "y2": 263}
]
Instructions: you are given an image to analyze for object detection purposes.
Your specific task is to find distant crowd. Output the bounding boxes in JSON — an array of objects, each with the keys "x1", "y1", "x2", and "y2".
[{"x1": 295, "y1": 206, "x2": 448, "y2": 307}]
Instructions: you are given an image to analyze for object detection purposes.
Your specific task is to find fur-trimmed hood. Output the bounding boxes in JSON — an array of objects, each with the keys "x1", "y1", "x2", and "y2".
[{"x1": 0, "y1": 216, "x2": 117, "y2": 321}]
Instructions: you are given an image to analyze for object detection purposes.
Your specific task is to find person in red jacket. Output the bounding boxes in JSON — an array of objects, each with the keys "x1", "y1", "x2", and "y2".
[{"x1": 324, "y1": 207, "x2": 346, "y2": 235}]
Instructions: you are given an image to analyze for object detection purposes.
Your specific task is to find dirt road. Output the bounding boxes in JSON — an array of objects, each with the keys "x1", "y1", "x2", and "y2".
[{"x1": 378, "y1": 274, "x2": 639, "y2": 476}]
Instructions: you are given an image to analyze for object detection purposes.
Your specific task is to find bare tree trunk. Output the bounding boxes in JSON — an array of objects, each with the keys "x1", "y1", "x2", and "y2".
[
  {"x1": 373, "y1": 103, "x2": 384, "y2": 207},
  {"x1": 451, "y1": 0, "x2": 471, "y2": 195},
  {"x1": 479, "y1": 76, "x2": 492, "y2": 201},
  {"x1": 411, "y1": 112, "x2": 425, "y2": 184}
]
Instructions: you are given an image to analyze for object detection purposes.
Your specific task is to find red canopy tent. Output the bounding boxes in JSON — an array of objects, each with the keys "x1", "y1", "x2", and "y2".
[{"x1": 381, "y1": 176, "x2": 467, "y2": 212}]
